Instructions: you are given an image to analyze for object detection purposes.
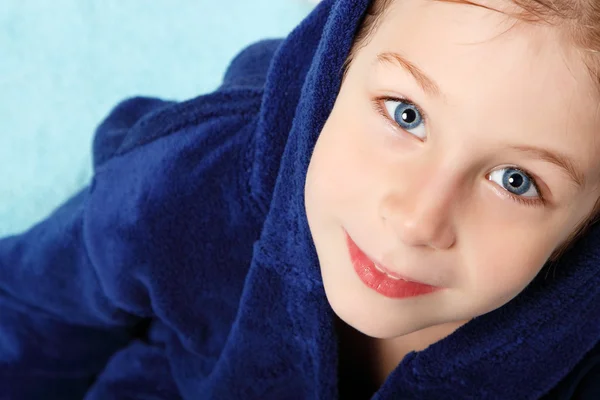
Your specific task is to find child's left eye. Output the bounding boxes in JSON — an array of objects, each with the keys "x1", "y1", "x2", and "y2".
[
  {"x1": 383, "y1": 99, "x2": 427, "y2": 140},
  {"x1": 488, "y1": 168, "x2": 540, "y2": 198}
]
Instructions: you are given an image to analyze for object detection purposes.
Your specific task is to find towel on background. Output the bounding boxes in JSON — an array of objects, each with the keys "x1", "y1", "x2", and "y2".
[
  {"x1": 0, "y1": 0, "x2": 311, "y2": 237},
  {"x1": 1, "y1": 0, "x2": 600, "y2": 398}
]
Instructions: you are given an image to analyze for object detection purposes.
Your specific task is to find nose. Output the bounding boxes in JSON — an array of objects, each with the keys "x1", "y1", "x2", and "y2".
[{"x1": 379, "y1": 173, "x2": 457, "y2": 250}]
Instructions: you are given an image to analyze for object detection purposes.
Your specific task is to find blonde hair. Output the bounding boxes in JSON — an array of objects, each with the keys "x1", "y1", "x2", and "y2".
[{"x1": 345, "y1": 0, "x2": 600, "y2": 262}]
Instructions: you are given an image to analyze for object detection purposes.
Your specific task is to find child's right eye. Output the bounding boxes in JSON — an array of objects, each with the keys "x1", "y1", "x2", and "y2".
[{"x1": 379, "y1": 97, "x2": 427, "y2": 140}]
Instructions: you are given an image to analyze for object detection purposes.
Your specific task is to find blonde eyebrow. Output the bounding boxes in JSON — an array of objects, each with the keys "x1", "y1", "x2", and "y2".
[
  {"x1": 376, "y1": 52, "x2": 442, "y2": 97},
  {"x1": 509, "y1": 145, "x2": 585, "y2": 188}
]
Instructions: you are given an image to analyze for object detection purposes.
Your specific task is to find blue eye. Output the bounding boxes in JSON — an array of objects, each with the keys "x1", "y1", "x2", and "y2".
[
  {"x1": 489, "y1": 168, "x2": 539, "y2": 198},
  {"x1": 383, "y1": 99, "x2": 427, "y2": 140}
]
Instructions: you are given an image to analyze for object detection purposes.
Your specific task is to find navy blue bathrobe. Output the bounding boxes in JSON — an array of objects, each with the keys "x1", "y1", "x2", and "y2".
[{"x1": 1, "y1": 0, "x2": 600, "y2": 398}]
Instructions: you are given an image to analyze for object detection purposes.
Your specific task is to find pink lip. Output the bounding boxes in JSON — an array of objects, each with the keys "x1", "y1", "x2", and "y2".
[{"x1": 345, "y1": 231, "x2": 442, "y2": 299}]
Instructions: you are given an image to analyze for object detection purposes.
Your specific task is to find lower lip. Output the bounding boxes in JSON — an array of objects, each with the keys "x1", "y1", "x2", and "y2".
[{"x1": 345, "y1": 232, "x2": 441, "y2": 299}]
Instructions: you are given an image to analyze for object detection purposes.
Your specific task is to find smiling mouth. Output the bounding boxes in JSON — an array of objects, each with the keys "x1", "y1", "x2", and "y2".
[{"x1": 344, "y1": 230, "x2": 442, "y2": 299}]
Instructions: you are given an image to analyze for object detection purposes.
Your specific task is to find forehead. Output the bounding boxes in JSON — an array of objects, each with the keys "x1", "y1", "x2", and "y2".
[{"x1": 359, "y1": 0, "x2": 600, "y2": 184}]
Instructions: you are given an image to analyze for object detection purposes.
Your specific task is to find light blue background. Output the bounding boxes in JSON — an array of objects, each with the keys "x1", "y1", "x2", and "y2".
[{"x1": 0, "y1": 1, "x2": 313, "y2": 236}]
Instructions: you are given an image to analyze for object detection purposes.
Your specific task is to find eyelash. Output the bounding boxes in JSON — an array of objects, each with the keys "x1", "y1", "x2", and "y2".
[{"x1": 371, "y1": 95, "x2": 546, "y2": 207}]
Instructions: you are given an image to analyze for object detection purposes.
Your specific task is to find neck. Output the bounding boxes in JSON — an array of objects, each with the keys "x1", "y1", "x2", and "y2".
[{"x1": 335, "y1": 315, "x2": 469, "y2": 392}]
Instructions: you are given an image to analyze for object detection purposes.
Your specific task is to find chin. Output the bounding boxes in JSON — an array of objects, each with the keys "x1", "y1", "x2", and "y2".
[
  {"x1": 338, "y1": 308, "x2": 425, "y2": 339},
  {"x1": 325, "y1": 285, "x2": 430, "y2": 339},
  {"x1": 353, "y1": 322, "x2": 419, "y2": 340}
]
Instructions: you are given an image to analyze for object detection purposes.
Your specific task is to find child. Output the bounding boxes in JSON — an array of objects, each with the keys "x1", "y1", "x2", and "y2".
[{"x1": 2, "y1": 0, "x2": 600, "y2": 398}]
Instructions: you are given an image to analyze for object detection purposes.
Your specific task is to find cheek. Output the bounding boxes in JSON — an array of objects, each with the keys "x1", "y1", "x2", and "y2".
[
  {"x1": 454, "y1": 181, "x2": 562, "y2": 303},
  {"x1": 461, "y1": 226, "x2": 552, "y2": 310},
  {"x1": 307, "y1": 110, "x2": 384, "y2": 214}
]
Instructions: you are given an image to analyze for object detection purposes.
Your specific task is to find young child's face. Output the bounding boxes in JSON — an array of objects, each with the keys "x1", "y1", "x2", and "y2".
[{"x1": 305, "y1": 0, "x2": 600, "y2": 339}]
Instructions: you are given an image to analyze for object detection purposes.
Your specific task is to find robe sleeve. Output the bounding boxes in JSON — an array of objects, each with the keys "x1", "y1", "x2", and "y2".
[{"x1": 0, "y1": 97, "x2": 170, "y2": 399}]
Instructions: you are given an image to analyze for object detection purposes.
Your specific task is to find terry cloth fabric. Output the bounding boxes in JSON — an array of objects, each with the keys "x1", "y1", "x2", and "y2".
[{"x1": 1, "y1": 0, "x2": 600, "y2": 398}]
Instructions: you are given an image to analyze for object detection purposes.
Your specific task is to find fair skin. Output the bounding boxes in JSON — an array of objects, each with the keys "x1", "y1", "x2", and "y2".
[{"x1": 304, "y1": 0, "x2": 600, "y2": 388}]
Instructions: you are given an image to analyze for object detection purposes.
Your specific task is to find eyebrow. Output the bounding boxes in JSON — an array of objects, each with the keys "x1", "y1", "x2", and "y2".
[
  {"x1": 376, "y1": 52, "x2": 443, "y2": 97},
  {"x1": 509, "y1": 145, "x2": 585, "y2": 189}
]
